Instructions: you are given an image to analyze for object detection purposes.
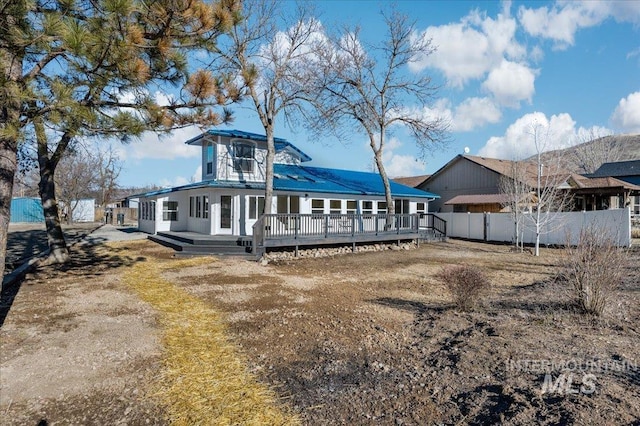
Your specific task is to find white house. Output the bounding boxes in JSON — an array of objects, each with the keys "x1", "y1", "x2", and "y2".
[{"x1": 136, "y1": 129, "x2": 439, "y2": 237}]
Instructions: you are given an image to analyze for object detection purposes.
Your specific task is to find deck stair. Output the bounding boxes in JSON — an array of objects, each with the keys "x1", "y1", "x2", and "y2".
[{"x1": 148, "y1": 231, "x2": 253, "y2": 256}]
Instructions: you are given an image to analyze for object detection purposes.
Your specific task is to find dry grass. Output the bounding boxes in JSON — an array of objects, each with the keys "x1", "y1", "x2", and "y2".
[{"x1": 120, "y1": 252, "x2": 298, "y2": 425}]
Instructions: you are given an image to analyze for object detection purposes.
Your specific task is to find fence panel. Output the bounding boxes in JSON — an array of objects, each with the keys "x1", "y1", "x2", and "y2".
[{"x1": 437, "y1": 208, "x2": 631, "y2": 247}]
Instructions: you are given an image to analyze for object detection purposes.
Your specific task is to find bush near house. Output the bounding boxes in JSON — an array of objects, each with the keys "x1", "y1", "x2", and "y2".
[
  {"x1": 436, "y1": 264, "x2": 491, "y2": 311},
  {"x1": 562, "y1": 228, "x2": 628, "y2": 316}
]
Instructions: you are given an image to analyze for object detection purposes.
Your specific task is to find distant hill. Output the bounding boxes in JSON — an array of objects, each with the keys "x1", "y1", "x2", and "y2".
[{"x1": 530, "y1": 134, "x2": 640, "y2": 174}]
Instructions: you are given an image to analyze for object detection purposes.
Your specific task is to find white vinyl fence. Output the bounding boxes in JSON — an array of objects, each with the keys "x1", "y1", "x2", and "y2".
[{"x1": 437, "y1": 208, "x2": 631, "y2": 247}]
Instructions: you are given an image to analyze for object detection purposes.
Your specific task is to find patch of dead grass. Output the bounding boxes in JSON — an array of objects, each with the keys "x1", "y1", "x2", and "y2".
[{"x1": 121, "y1": 251, "x2": 298, "y2": 425}]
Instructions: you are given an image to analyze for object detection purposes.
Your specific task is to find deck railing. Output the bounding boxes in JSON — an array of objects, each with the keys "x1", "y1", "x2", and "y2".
[{"x1": 252, "y1": 213, "x2": 446, "y2": 255}]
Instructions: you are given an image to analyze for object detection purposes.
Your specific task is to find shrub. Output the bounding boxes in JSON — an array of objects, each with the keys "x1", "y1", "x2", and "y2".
[
  {"x1": 436, "y1": 264, "x2": 490, "y2": 311},
  {"x1": 563, "y1": 228, "x2": 627, "y2": 316}
]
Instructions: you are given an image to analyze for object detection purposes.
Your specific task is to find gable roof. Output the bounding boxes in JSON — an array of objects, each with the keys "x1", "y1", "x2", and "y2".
[
  {"x1": 392, "y1": 174, "x2": 431, "y2": 188},
  {"x1": 423, "y1": 154, "x2": 573, "y2": 189},
  {"x1": 589, "y1": 160, "x2": 640, "y2": 178},
  {"x1": 134, "y1": 164, "x2": 439, "y2": 199},
  {"x1": 185, "y1": 128, "x2": 312, "y2": 162}
]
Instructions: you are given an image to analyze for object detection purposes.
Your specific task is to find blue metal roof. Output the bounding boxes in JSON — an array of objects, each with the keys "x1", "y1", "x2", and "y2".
[
  {"x1": 185, "y1": 128, "x2": 312, "y2": 162},
  {"x1": 135, "y1": 164, "x2": 439, "y2": 199},
  {"x1": 274, "y1": 164, "x2": 439, "y2": 199}
]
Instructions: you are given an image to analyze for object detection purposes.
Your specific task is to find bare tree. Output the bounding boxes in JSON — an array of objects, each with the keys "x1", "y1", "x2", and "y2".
[
  {"x1": 568, "y1": 129, "x2": 621, "y2": 174},
  {"x1": 306, "y1": 8, "x2": 448, "y2": 217},
  {"x1": 53, "y1": 143, "x2": 121, "y2": 223},
  {"x1": 525, "y1": 123, "x2": 574, "y2": 256},
  {"x1": 215, "y1": 0, "x2": 321, "y2": 215},
  {"x1": 499, "y1": 160, "x2": 533, "y2": 251}
]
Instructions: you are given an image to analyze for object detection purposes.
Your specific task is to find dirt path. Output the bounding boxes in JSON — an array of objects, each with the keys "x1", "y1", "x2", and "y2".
[
  {"x1": 1, "y1": 239, "x2": 638, "y2": 425},
  {"x1": 0, "y1": 242, "x2": 164, "y2": 425}
]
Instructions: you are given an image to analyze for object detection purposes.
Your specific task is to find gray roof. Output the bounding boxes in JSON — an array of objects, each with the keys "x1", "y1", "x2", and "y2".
[{"x1": 590, "y1": 160, "x2": 640, "y2": 178}]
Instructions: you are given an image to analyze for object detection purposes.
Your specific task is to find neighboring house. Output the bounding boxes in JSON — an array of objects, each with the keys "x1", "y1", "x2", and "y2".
[
  {"x1": 416, "y1": 154, "x2": 639, "y2": 213},
  {"x1": 136, "y1": 129, "x2": 439, "y2": 236},
  {"x1": 417, "y1": 155, "x2": 536, "y2": 213},
  {"x1": 588, "y1": 160, "x2": 640, "y2": 215}
]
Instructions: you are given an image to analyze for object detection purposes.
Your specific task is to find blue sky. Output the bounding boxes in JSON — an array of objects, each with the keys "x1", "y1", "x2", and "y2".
[{"x1": 113, "y1": 0, "x2": 640, "y2": 188}]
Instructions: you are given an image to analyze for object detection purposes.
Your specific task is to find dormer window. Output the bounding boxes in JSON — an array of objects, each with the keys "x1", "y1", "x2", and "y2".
[{"x1": 233, "y1": 142, "x2": 255, "y2": 173}]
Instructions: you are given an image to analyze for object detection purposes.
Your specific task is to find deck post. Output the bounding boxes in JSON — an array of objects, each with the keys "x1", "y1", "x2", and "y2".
[
  {"x1": 324, "y1": 215, "x2": 329, "y2": 238},
  {"x1": 351, "y1": 214, "x2": 355, "y2": 236},
  {"x1": 295, "y1": 245, "x2": 299, "y2": 257}
]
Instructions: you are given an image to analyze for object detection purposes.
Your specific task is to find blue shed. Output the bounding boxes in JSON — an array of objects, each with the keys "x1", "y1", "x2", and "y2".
[{"x1": 10, "y1": 197, "x2": 45, "y2": 223}]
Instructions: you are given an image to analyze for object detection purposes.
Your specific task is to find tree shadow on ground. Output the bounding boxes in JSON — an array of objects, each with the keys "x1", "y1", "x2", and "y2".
[
  {"x1": 0, "y1": 237, "x2": 145, "y2": 328},
  {"x1": 370, "y1": 297, "x2": 450, "y2": 315},
  {"x1": 4, "y1": 225, "x2": 100, "y2": 272}
]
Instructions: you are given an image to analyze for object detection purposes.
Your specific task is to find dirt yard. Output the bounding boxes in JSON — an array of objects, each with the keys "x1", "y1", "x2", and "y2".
[{"x1": 1, "y1": 239, "x2": 638, "y2": 425}]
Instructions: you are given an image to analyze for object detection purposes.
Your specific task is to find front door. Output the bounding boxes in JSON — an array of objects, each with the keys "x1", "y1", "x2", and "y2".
[{"x1": 219, "y1": 195, "x2": 233, "y2": 234}]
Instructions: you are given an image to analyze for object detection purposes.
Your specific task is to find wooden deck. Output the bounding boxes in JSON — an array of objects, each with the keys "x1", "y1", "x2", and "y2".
[{"x1": 252, "y1": 213, "x2": 446, "y2": 257}]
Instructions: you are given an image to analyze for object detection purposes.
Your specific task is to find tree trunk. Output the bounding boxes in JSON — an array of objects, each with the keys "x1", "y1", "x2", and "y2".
[
  {"x1": 0, "y1": 138, "x2": 18, "y2": 279},
  {"x1": 37, "y1": 165, "x2": 69, "y2": 264},
  {"x1": 0, "y1": 28, "x2": 24, "y2": 279},
  {"x1": 373, "y1": 149, "x2": 394, "y2": 229},
  {"x1": 35, "y1": 121, "x2": 69, "y2": 265},
  {"x1": 263, "y1": 124, "x2": 275, "y2": 215}
]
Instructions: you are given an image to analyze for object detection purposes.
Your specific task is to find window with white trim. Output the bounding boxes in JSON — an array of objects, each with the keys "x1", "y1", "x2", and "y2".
[
  {"x1": 362, "y1": 201, "x2": 373, "y2": 215},
  {"x1": 248, "y1": 196, "x2": 265, "y2": 219},
  {"x1": 163, "y1": 201, "x2": 178, "y2": 221},
  {"x1": 329, "y1": 199, "x2": 342, "y2": 215},
  {"x1": 189, "y1": 196, "x2": 195, "y2": 217},
  {"x1": 377, "y1": 201, "x2": 387, "y2": 213},
  {"x1": 311, "y1": 199, "x2": 325, "y2": 214},
  {"x1": 203, "y1": 196, "x2": 209, "y2": 219},
  {"x1": 233, "y1": 142, "x2": 255, "y2": 173},
  {"x1": 196, "y1": 196, "x2": 202, "y2": 218},
  {"x1": 346, "y1": 200, "x2": 357, "y2": 214},
  {"x1": 206, "y1": 142, "x2": 214, "y2": 175}
]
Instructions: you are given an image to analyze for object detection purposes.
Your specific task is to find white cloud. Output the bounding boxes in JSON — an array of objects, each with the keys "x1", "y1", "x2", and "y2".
[
  {"x1": 410, "y1": 9, "x2": 526, "y2": 88},
  {"x1": 481, "y1": 60, "x2": 537, "y2": 107},
  {"x1": 611, "y1": 92, "x2": 640, "y2": 133},
  {"x1": 159, "y1": 176, "x2": 189, "y2": 188},
  {"x1": 159, "y1": 165, "x2": 202, "y2": 188},
  {"x1": 120, "y1": 126, "x2": 202, "y2": 160},
  {"x1": 477, "y1": 111, "x2": 587, "y2": 159},
  {"x1": 380, "y1": 136, "x2": 426, "y2": 177},
  {"x1": 192, "y1": 165, "x2": 203, "y2": 182},
  {"x1": 518, "y1": 1, "x2": 640, "y2": 49},
  {"x1": 412, "y1": 97, "x2": 501, "y2": 133}
]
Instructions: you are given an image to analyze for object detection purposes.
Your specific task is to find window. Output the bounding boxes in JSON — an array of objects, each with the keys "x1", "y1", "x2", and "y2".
[
  {"x1": 189, "y1": 196, "x2": 195, "y2": 217},
  {"x1": 311, "y1": 199, "x2": 325, "y2": 214},
  {"x1": 329, "y1": 199, "x2": 342, "y2": 215},
  {"x1": 163, "y1": 201, "x2": 178, "y2": 221},
  {"x1": 203, "y1": 196, "x2": 209, "y2": 219},
  {"x1": 346, "y1": 200, "x2": 357, "y2": 214},
  {"x1": 416, "y1": 202, "x2": 426, "y2": 214},
  {"x1": 362, "y1": 201, "x2": 373, "y2": 215},
  {"x1": 150, "y1": 201, "x2": 155, "y2": 220},
  {"x1": 206, "y1": 142, "x2": 214, "y2": 175},
  {"x1": 196, "y1": 196, "x2": 202, "y2": 218},
  {"x1": 233, "y1": 142, "x2": 255, "y2": 173},
  {"x1": 277, "y1": 195, "x2": 300, "y2": 214},
  {"x1": 395, "y1": 199, "x2": 410, "y2": 214},
  {"x1": 249, "y1": 196, "x2": 265, "y2": 219},
  {"x1": 377, "y1": 201, "x2": 387, "y2": 213}
]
